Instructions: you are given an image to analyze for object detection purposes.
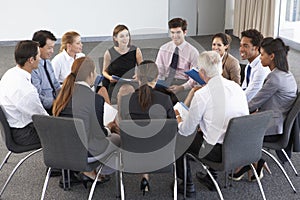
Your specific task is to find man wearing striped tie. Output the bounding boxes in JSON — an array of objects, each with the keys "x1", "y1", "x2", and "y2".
[{"x1": 240, "y1": 29, "x2": 270, "y2": 102}]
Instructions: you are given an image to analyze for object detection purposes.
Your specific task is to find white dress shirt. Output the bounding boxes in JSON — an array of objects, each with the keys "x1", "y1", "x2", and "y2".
[
  {"x1": 241, "y1": 55, "x2": 270, "y2": 101},
  {"x1": 51, "y1": 49, "x2": 85, "y2": 83},
  {"x1": 178, "y1": 76, "x2": 249, "y2": 145},
  {"x1": 0, "y1": 66, "x2": 48, "y2": 128},
  {"x1": 156, "y1": 40, "x2": 199, "y2": 89}
]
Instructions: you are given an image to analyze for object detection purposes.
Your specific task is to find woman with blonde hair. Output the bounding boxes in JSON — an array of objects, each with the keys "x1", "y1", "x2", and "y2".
[
  {"x1": 52, "y1": 31, "x2": 85, "y2": 83},
  {"x1": 53, "y1": 56, "x2": 120, "y2": 187}
]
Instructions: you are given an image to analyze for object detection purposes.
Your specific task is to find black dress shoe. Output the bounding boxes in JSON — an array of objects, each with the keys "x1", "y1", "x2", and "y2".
[
  {"x1": 196, "y1": 172, "x2": 217, "y2": 192},
  {"x1": 177, "y1": 182, "x2": 196, "y2": 197},
  {"x1": 49, "y1": 168, "x2": 62, "y2": 177},
  {"x1": 170, "y1": 181, "x2": 196, "y2": 197}
]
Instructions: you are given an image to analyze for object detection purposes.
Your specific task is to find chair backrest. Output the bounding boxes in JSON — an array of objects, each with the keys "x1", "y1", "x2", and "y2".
[
  {"x1": 222, "y1": 111, "x2": 273, "y2": 170},
  {"x1": 280, "y1": 92, "x2": 300, "y2": 148},
  {"x1": 98, "y1": 57, "x2": 104, "y2": 75},
  {"x1": 119, "y1": 119, "x2": 177, "y2": 173},
  {"x1": 0, "y1": 106, "x2": 41, "y2": 153},
  {"x1": 32, "y1": 115, "x2": 98, "y2": 172},
  {"x1": 239, "y1": 63, "x2": 246, "y2": 85}
]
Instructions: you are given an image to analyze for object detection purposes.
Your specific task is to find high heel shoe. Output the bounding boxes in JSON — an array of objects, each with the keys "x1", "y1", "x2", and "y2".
[
  {"x1": 140, "y1": 178, "x2": 150, "y2": 196},
  {"x1": 77, "y1": 173, "x2": 111, "y2": 189},
  {"x1": 251, "y1": 159, "x2": 271, "y2": 181},
  {"x1": 77, "y1": 173, "x2": 94, "y2": 189},
  {"x1": 228, "y1": 165, "x2": 251, "y2": 181}
]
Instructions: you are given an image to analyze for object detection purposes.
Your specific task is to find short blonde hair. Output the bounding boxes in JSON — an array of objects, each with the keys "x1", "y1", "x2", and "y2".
[{"x1": 197, "y1": 51, "x2": 222, "y2": 78}]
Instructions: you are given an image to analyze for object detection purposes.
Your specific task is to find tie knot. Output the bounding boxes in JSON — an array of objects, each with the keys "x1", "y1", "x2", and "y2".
[
  {"x1": 174, "y1": 47, "x2": 179, "y2": 54},
  {"x1": 44, "y1": 60, "x2": 47, "y2": 67}
]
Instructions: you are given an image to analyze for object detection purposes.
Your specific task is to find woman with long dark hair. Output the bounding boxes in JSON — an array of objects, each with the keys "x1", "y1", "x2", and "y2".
[{"x1": 119, "y1": 60, "x2": 175, "y2": 195}]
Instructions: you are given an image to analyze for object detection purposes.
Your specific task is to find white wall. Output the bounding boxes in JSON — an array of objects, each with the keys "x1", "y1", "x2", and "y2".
[
  {"x1": 169, "y1": 0, "x2": 198, "y2": 36},
  {"x1": 0, "y1": 0, "x2": 168, "y2": 41},
  {"x1": 197, "y1": 0, "x2": 225, "y2": 35}
]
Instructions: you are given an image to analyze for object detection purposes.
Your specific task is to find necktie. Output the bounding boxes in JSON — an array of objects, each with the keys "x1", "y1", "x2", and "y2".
[
  {"x1": 246, "y1": 64, "x2": 252, "y2": 86},
  {"x1": 166, "y1": 47, "x2": 179, "y2": 85},
  {"x1": 44, "y1": 60, "x2": 56, "y2": 98}
]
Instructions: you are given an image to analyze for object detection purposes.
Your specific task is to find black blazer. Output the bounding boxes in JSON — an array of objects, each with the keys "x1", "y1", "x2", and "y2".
[{"x1": 60, "y1": 84, "x2": 109, "y2": 156}]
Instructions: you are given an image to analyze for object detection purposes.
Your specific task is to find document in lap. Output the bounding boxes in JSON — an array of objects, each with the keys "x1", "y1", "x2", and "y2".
[
  {"x1": 155, "y1": 79, "x2": 169, "y2": 89},
  {"x1": 104, "y1": 102, "x2": 118, "y2": 126},
  {"x1": 173, "y1": 102, "x2": 189, "y2": 121},
  {"x1": 184, "y1": 67, "x2": 206, "y2": 85},
  {"x1": 94, "y1": 75, "x2": 104, "y2": 87},
  {"x1": 112, "y1": 75, "x2": 134, "y2": 82}
]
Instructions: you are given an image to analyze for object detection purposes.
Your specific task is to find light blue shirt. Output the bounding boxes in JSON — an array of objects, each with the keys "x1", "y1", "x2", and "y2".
[{"x1": 31, "y1": 59, "x2": 60, "y2": 109}]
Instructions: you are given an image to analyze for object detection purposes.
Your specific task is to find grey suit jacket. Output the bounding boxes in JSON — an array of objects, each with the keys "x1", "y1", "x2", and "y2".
[
  {"x1": 248, "y1": 68, "x2": 297, "y2": 135},
  {"x1": 60, "y1": 84, "x2": 109, "y2": 156},
  {"x1": 222, "y1": 52, "x2": 241, "y2": 85}
]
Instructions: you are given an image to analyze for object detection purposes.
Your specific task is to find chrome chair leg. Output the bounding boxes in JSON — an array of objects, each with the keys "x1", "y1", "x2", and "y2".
[
  {"x1": 173, "y1": 161, "x2": 177, "y2": 200},
  {"x1": 0, "y1": 151, "x2": 12, "y2": 171},
  {"x1": 281, "y1": 149, "x2": 298, "y2": 176},
  {"x1": 88, "y1": 151, "x2": 118, "y2": 200},
  {"x1": 119, "y1": 152, "x2": 125, "y2": 200},
  {"x1": 0, "y1": 148, "x2": 42, "y2": 197},
  {"x1": 183, "y1": 154, "x2": 187, "y2": 199},
  {"x1": 250, "y1": 164, "x2": 266, "y2": 200},
  {"x1": 40, "y1": 167, "x2": 52, "y2": 200},
  {"x1": 202, "y1": 164, "x2": 224, "y2": 200},
  {"x1": 115, "y1": 153, "x2": 121, "y2": 199},
  {"x1": 88, "y1": 164, "x2": 104, "y2": 200},
  {"x1": 262, "y1": 149, "x2": 297, "y2": 193}
]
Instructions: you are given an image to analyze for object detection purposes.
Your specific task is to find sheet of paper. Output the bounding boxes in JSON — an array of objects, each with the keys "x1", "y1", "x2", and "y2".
[
  {"x1": 173, "y1": 102, "x2": 189, "y2": 121},
  {"x1": 103, "y1": 102, "x2": 118, "y2": 126}
]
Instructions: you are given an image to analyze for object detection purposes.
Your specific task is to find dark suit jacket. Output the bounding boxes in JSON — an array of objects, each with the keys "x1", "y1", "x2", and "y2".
[
  {"x1": 249, "y1": 68, "x2": 297, "y2": 135},
  {"x1": 120, "y1": 86, "x2": 176, "y2": 120},
  {"x1": 60, "y1": 84, "x2": 109, "y2": 156}
]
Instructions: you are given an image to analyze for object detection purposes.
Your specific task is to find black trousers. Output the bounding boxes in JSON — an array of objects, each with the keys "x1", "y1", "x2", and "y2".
[
  {"x1": 176, "y1": 132, "x2": 222, "y2": 183},
  {"x1": 11, "y1": 123, "x2": 40, "y2": 146}
]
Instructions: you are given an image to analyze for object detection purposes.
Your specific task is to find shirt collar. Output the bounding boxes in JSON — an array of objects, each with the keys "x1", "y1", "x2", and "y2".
[
  {"x1": 75, "y1": 81, "x2": 93, "y2": 91},
  {"x1": 16, "y1": 65, "x2": 31, "y2": 81},
  {"x1": 174, "y1": 40, "x2": 187, "y2": 51},
  {"x1": 62, "y1": 49, "x2": 74, "y2": 62},
  {"x1": 248, "y1": 55, "x2": 261, "y2": 68}
]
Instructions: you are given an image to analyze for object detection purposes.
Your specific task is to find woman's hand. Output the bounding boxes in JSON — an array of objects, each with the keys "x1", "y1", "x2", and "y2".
[
  {"x1": 107, "y1": 120, "x2": 120, "y2": 134},
  {"x1": 109, "y1": 76, "x2": 118, "y2": 83}
]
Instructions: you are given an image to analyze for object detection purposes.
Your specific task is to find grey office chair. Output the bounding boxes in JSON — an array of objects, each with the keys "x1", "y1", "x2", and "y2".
[
  {"x1": 262, "y1": 92, "x2": 300, "y2": 193},
  {"x1": 119, "y1": 119, "x2": 178, "y2": 200},
  {"x1": 0, "y1": 106, "x2": 42, "y2": 198},
  {"x1": 183, "y1": 111, "x2": 273, "y2": 200},
  {"x1": 32, "y1": 115, "x2": 119, "y2": 200}
]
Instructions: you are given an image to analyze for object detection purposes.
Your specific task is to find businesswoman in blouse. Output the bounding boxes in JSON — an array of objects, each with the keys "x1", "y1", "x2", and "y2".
[
  {"x1": 211, "y1": 32, "x2": 241, "y2": 84},
  {"x1": 52, "y1": 57, "x2": 120, "y2": 187}
]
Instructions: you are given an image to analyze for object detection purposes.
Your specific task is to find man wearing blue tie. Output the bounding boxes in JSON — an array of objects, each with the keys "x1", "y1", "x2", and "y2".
[
  {"x1": 31, "y1": 30, "x2": 61, "y2": 115},
  {"x1": 240, "y1": 29, "x2": 270, "y2": 101}
]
